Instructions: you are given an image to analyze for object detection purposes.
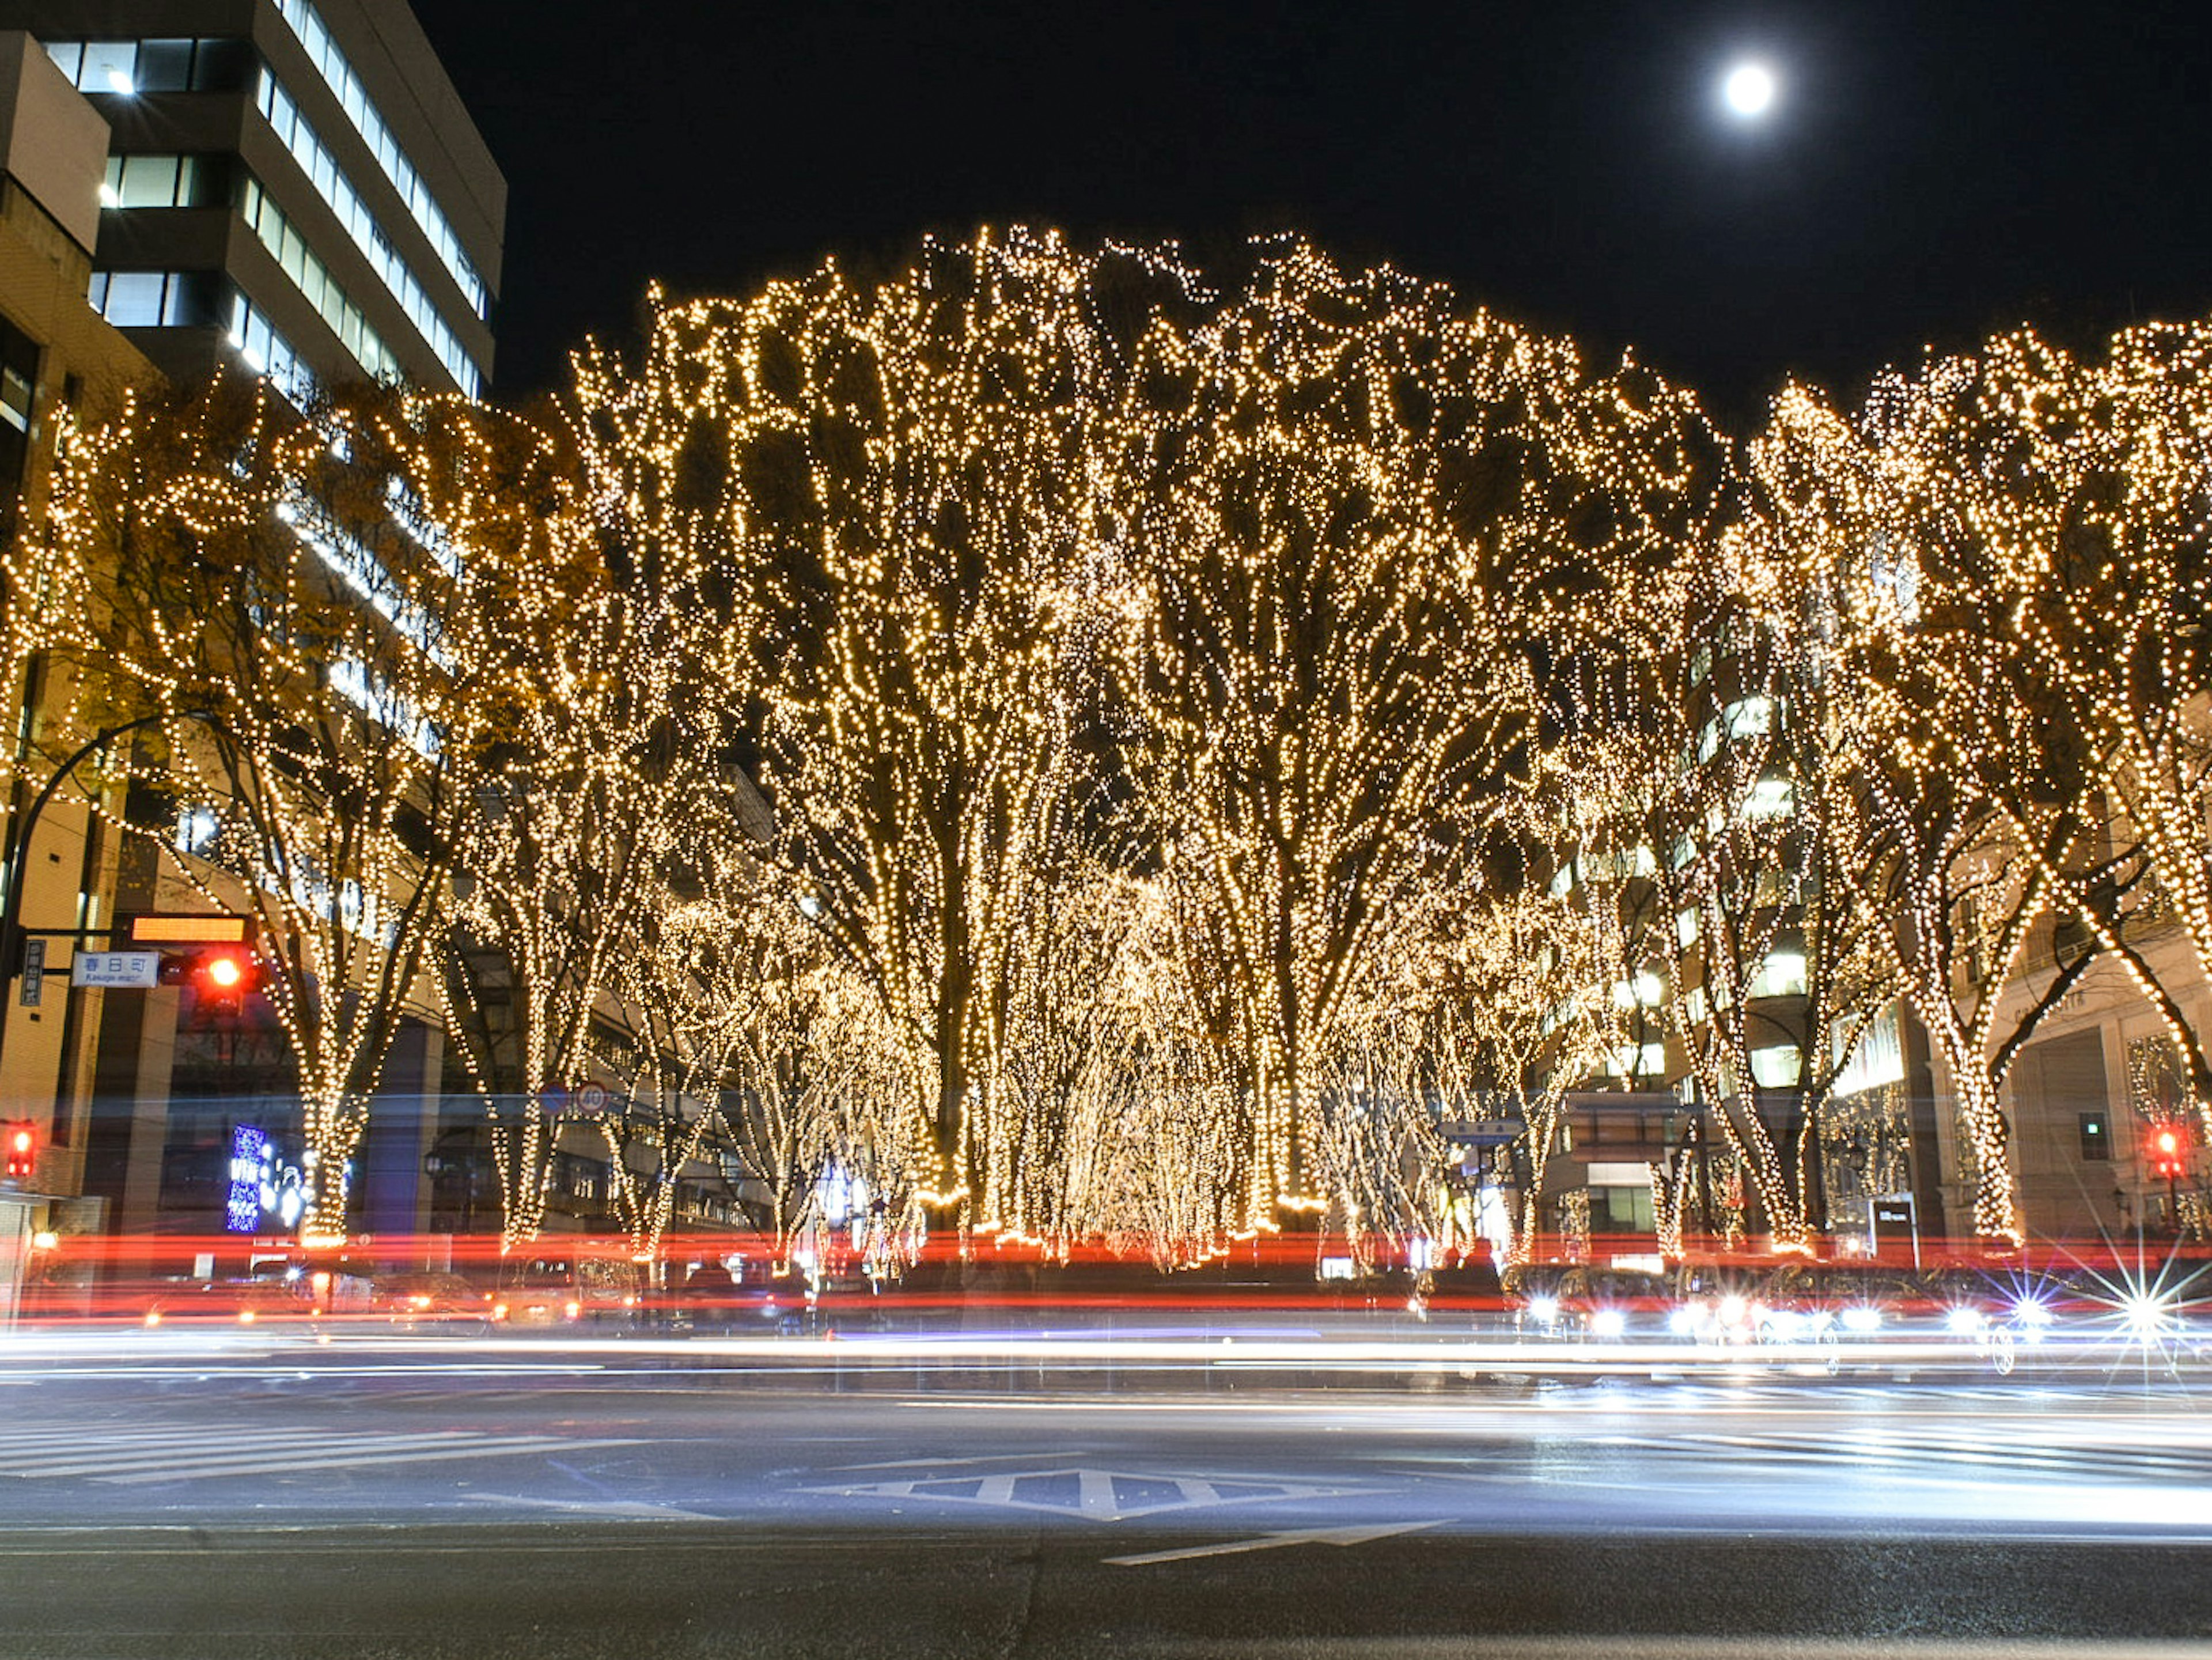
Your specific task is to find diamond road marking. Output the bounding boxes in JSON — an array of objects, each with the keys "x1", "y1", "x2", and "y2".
[{"x1": 802, "y1": 1465, "x2": 1358, "y2": 1521}]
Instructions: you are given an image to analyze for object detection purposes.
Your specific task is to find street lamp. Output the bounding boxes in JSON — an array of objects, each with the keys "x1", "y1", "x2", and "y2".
[{"x1": 0, "y1": 712, "x2": 194, "y2": 1094}]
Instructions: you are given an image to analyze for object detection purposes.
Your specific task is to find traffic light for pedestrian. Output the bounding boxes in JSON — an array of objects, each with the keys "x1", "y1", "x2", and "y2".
[{"x1": 3, "y1": 1121, "x2": 34, "y2": 1179}]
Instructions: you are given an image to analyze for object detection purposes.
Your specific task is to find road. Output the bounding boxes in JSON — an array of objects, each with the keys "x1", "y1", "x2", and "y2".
[{"x1": 3, "y1": 1330, "x2": 2211, "y2": 1656}]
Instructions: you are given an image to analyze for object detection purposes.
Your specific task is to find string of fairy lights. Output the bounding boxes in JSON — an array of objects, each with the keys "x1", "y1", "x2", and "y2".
[{"x1": 7, "y1": 232, "x2": 2209, "y2": 1265}]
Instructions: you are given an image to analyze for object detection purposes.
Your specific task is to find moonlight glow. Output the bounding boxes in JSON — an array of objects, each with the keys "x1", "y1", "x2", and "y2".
[{"x1": 1723, "y1": 62, "x2": 1777, "y2": 118}]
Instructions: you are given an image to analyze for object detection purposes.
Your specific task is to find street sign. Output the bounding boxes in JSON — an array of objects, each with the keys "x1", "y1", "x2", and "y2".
[
  {"x1": 18, "y1": 937, "x2": 43, "y2": 1007},
  {"x1": 574, "y1": 1083, "x2": 608, "y2": 1116},
  {"x1": 128, "y1": 913, "x2": 255, "y2": 946},
  {"x1": 1870, "y1": 1191, "x2": 1921, "y2": 1270},
  {"x1": 1438, "y1": 1118, "x2": 1525, "y2": 1146},
  {"x1": 71, "y1": 950, "x2": 161, "y2": 989},
  {"x1": 533, "y1": 1084, "x2": 570, "y2": 1117}
]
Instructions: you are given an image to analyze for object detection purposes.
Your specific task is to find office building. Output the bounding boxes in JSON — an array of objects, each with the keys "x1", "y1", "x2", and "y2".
[{"x1": 0, "y1": 0, "x2": 502, "y2": 397}]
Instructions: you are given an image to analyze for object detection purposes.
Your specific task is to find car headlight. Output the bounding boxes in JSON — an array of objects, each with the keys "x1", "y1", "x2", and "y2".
[
  {"x1": 1528, "y1": 1295, "x2": 1560, "y2": 1324},
  {"x1": 2122, "y1": 1292, "x2": 2176, "y2": 1341},
  {"x1": 1842, "y1": 1306, "x2": 1883, "y2": 1334},
  {"x1": 1668, "y1": 1306, "x2": 1697, "y2": 1336},
  {"x1": 1946, "y1": 1307, "x2": 1986, "y2": 1336},
  {"x1": 1588, "y1": 1309, "x2": 1626, "y2": 1339}
]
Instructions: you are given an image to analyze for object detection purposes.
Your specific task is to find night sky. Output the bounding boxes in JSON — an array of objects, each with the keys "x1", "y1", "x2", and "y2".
[{"x1": 415, "y1": 1, "x2": 2212, "y2": 422}]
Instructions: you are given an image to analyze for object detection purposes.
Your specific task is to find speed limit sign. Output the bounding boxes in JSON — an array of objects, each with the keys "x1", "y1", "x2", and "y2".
[{"x1": 575, "y1": 1083, "x2": 608, "y2": 1116}]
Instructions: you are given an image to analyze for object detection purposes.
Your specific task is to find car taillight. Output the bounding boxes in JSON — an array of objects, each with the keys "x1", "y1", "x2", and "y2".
[
  {"x1": 564, "y1": 1300, "x2": 582, "y2": 1320},
  {"x1": 143, "y1": 1309, "x2": 162, "y2": 1328},
  {"x1": 491, "y1": 1302, "x2": 509, "y2": 1319},
  {"x1": 238, "y1": 1309, "x2": 257, "y2": 1324}
]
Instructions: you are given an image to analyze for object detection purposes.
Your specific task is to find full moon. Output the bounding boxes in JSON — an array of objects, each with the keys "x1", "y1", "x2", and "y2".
[{"x1": 1722, "y1": 62, "x2": 1777, "y2": 118}]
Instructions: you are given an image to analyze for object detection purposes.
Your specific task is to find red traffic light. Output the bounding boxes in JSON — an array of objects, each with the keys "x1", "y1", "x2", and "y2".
[
  {"x1": 3, "y1": 1121, "x2": 34, "y2": 1179},
  {"x1": 158, "y1": 946, "x2": 260, "y2": 1009},
  {"x1": 2148, "y1": 1125, "x2": 2190, "y2": 1178}
]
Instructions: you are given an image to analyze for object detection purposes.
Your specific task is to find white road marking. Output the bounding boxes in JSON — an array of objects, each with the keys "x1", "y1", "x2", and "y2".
[
  {"x1": 1105, "y1": 1518, "x2": 1443, "y2": 1566},
  {"x1": 804, "y1": 1465, "x2": 1359, "y2": 1521},
  {"x1": 0, "y1": 1424, "x2": 641, "y2": 1485}
]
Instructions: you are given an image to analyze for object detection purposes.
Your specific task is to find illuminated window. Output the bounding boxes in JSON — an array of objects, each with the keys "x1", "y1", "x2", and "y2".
[
  {"x1": 1609, "y1": 1042, "x2": 1668, "y2": 1078},
  {"x1": 1612, "y1": 972, "x2": 1663, "y2": 1009},
  {"x1": 1750, "y1": 950, "x2": 1806, "y2": 999},
  {"x1": 237, "y1": 176, "x2": 404, "y2": 381},
  {"x1": 1741, "y1": 777, "x2": 1794, "y2": 820},
  {"x1": 254, "y1": 68, "x2": 482, "y2": 393},
  {"x1": 1749, "y1": 1044, "x2": 1801, "y2": 1090},
  {"x1": 88, "y1": 270, "x2": 212, "y2": 327},
  {"x1": 1832, "y1": 1007, "x2": 1906, "y2": 1097},
  {"x1": 227, "y1": 291, "x2": 315, "y2": 403},
  {"x1": 46, "y1": 37, "x2": 245, "y2": 94},
  {"x1": 0, "y1": 362, "x2": 29, "y2": 436},
  {"x1": 269, "y1": 0, "x2": 490, "y2": 318},
  {"x1": 174, "y1": 807, "x2": 219, "y2": 855},
  {"x1": 103, "y1": 154, "x2": 215, "y2": 209}
]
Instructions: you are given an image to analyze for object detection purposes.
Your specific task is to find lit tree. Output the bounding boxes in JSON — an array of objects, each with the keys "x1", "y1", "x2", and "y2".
[
  {"x1": 25, "y1": 381, "x2": 476, "y2": 1236},
  {"x1": 1750, "y1": 381, "x2": 2116, "y2": 1239},
  {"x1": 1817, "y1": 327, "x2": 2212, "y2": 1130},
  {"x1": 1109, "y1": 237, "x2": 1722, "y2": 1224},
  {"x1": 1056, "y1": 867, "x2": 1249, "y2": 1266},
  {"x1": 568, "y1": 230, "x2": 1184, "y2": 1227},
  {"x1": 700, "y1": 866, "x2": 924, "y2": 1262},
  {"x1": 1437, "y1": 879, "x2": 1624, "y2": 1261},
  {"x1": 1542, "y1": 570, "x2": 1897, "y2": 1252},
  {"x1": 428, "y1": 498, "x2": 710, "y2": 1252}
]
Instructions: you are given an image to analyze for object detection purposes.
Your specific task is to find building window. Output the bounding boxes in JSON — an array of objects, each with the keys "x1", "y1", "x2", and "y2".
[
  {"x1": 236, "y1": 177, "x2": 404, "y2": 381},
  {"x1": 2078, "y1": 1113, "x2": 2111, "y2": 1162},
  {"x1": 1750, "y1": 950, "x2": 1807, "y2": 1000},
  {"x1": 1750, "y1": 1043, "x2": 1801, "y2": 1090},
  {"x1": 227, "y1": 291, "x2": 316, "y2": 404},
  {"x1": 1, "y1": 362, "x2": 31, "y2": 435},
  {"x1": 269, "y1": 0, "x2": 490, "y2": 319},
  {"x1": 1589, "y1": 1185, "x2": 1657, "y2": 1234},
  {"x1": 1609, "y1": 1042, "x2": 1668, "y2": 1079},
  {"x1": 103, "y1": 154, "x2": 219, "y2": 209},
  {"x1": 45, "y1": 37, "x2": 248, "y2": 94},
  {"x1": 253, "y1": 67, "x2": 482, "y2": 393},
  {"x1": 88, "y1": 270, "x2": 216, "y2": 328}
]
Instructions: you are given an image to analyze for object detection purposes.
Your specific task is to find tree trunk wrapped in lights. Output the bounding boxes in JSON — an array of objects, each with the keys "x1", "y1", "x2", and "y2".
[
  {"x1": 1108, "y1": 237, "x2": 1724, "y2": 1226},
  {"x1": 569, "y1": 230, "x2": 1188, "y2": 1228}
]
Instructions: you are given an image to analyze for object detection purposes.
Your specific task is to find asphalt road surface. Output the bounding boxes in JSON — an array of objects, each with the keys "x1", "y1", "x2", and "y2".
[{"x1": 3, "y1": 1333, "x2": 2211, "y2": 1657}]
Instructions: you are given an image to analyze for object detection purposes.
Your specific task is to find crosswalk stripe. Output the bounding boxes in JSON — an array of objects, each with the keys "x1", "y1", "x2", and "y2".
[
  {"x1": 1, "y1": 1428, "x2": 497, "y2": 1458},
  {"x1": 0, "y1": 1427, "x2": 641, "y2": 1484},
  {"x1": 1607, "y1": 1430, "x2": 2212, "y2": 1480},
  {"x1": 97, "y1": 1438, "x2": 638, "y2": 1485},
  {"x1": 16, "y1": 1434, "x2": 569, "y2": 1479}
]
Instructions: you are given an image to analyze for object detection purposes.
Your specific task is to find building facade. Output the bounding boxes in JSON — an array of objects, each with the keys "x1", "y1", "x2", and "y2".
[{"x1": 0, "y1": 0, "x2": 501, "y2": 396}]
